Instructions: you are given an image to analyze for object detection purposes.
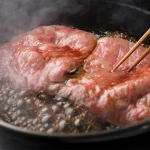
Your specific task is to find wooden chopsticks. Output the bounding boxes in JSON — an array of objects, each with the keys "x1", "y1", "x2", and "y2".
[{"x1": 112, "y1": 28, "x2": 150, "y2": 72}]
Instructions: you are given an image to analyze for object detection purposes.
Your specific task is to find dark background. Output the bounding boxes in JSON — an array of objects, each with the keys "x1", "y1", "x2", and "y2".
[{"x1": 108, "y1": 0, "x2": 150, "y2": 11}]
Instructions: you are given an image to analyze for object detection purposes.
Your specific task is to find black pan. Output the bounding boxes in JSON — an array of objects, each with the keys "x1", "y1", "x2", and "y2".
[{"x1": 0, "y1": 0, "x2": 150, "y2": 149}]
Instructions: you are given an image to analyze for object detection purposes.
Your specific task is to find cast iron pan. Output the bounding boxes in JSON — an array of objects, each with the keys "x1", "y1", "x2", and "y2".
[{"x1": 0, "y1": 0, "x2": 150, "y2": 148}]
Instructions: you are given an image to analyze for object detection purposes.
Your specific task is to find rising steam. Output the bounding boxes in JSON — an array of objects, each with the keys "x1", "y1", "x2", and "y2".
[{"x1": 0, "y1": 0, "x2": 89, "y2": 44}]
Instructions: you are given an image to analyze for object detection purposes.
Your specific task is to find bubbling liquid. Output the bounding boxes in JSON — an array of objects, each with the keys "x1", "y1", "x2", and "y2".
[{"x1": 0, "y1": 83, "x2": 105, "y2": 134}]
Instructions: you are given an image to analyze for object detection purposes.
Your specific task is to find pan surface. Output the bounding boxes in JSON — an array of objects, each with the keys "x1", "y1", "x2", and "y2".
[{"x1": 0, "y1": 0, "x2": 150, "y2": 146}]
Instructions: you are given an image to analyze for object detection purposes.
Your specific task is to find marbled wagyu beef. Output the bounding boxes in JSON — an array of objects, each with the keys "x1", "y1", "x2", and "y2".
[{"x1": 0, "y1": 25, "x2": 150, "y2": 126}]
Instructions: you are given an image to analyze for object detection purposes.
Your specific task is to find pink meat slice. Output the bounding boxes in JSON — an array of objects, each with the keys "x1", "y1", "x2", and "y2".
[
  {"x1": 0, "y1": 25, "x2": 97, "y2": 90},
  {"x1": 56, "y1": 37, "x2": 150, "y2": 125},
  {"x1": 0, "y1": 25, "x2": 150, "y2": 126}
]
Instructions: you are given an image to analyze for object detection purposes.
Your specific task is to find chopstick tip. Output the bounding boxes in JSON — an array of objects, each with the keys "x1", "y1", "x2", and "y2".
[
  {"x1": 111, "y1": 68, "x2": 116, "y2": 72},
  {"x1": 111, "y1": 64, "x2": 120, "y2": 72}
]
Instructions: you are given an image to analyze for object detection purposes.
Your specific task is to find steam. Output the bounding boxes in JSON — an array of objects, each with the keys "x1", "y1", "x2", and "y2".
[
  {"x1": 0, "y1": 0, "x2": 89, "y2": 44},
  {"x1": 0, "y1": 0, "x2": 149, "y2": 45}
]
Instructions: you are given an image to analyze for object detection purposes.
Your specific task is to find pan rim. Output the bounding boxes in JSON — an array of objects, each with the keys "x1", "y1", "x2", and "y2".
[
  {"x1": 100, "y1": 0, "x2": 150, "y2": 15},
  {"x1": 1, "y1": 116, "x2": 150, "y2": 139}
]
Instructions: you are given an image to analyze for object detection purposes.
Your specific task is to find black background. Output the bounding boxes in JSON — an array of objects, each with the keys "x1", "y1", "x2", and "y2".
[{"x1": 110, "y1": 0, "x2": 150, "y2": 11}]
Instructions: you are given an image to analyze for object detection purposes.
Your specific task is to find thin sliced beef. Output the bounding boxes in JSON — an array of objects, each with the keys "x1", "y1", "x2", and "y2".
[
  {"x1": 55, "y1": 37, "x2": 150, "y2": 125},
  {"x1": 0, "y1": 26, "x2": 150, "y2": 126},
  {"x1": 85, "y1": 37, "x2": 150, "y2": 72},
  {"x1": 0, "y1": 25, "x2": 97, "y2": 90}
]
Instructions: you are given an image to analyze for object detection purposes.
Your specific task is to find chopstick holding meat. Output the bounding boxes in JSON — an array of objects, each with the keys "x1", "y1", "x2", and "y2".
[{"x1": 112, "y1": 28, "x2": 150, "y2": 72}]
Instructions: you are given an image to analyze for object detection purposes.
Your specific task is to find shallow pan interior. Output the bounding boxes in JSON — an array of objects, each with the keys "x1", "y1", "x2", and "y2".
[{"x1": 0, "y1": 0, "x2": 150, "y2": 143}]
